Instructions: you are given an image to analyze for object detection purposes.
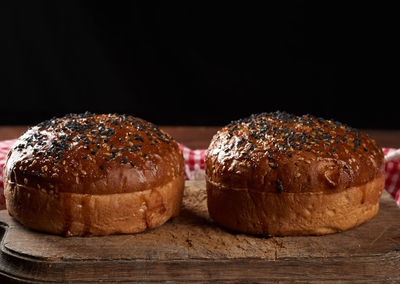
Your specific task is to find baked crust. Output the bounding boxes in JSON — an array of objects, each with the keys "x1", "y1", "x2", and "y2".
[
  {"x1": 206, "y1": 112, "x2": 385, "y2": 194},
  {"x1": 5, "y1": 113, "x2": 184, "y2": 195},
  {"x1": 205, "y1": 111, "x2": 385, "y2": 235},
  {"x1": 207, "y1": 174, "x2": 384, "y2": 236},
  {"x1": 5, "y1": 174, "x2": 184, "y2": 236},
  {"x1": 3, "y1": 113, "x2": 185, "y2": 236}
]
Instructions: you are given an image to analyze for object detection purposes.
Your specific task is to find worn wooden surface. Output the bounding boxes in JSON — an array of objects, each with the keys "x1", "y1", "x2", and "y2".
[
  {"x1": 1, "y1": 126, "x2": 400, "y2": 149},
  {"x1": 1, "y1": 180, "x2": 400, "y2": 282}
]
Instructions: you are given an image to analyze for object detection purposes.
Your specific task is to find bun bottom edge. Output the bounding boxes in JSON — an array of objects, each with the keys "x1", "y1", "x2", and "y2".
[
  {"x1": 4, "y1": 175, "x2": 185, "y2": 237},
  {"x1": 206, "y1": 174, "x2": 385, "y2": 236}
]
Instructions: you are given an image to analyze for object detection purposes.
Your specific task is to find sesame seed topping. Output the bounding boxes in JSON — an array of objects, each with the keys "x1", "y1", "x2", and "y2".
[
  {"x1": 11, "y1": 112, "x2": 177, "y2": 180},
  {"x1": 219, "y1": 111, "x2": 377, "y2": 160},
  {"x1": 207, "y1": 111, "x2": 385, "y2": 194}
]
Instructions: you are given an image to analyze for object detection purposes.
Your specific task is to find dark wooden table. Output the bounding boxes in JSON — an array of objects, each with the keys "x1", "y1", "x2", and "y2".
[{"x1": 0, "y1": 126, "x2": 399, "y2": 149}]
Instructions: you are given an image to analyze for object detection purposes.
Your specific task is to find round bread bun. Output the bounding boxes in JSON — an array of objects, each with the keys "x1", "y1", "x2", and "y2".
[
  {"x1": 3, "y1": 112, "x2": 185, "y2": 236},
  {"x1": 205, "y1": 111, "x2": 385, "y2": 236}
]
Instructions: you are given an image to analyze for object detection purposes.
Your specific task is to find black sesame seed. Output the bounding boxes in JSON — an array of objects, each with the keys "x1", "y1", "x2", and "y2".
[
  {"x1": 276, "y1": 179, "x2": 283, "y2": 193},
  {"x1": 249, "y1": 144, "x2": 256, "y2": 151},
  {"x1": 271, "y1": 162, "x2": 278, "y2": 169},
  {"x1": 236, "y1": 138, "x2": 246, "y2": 147},
  {"x1": 16, "y1": 143, "x2": 25, "y2": 150},
  {"x1": 99, "y1": 164, "x2": 105, "y2": 170},
  {"x1": 134, "y1": 134, "x2": 144, "y2": 142}
]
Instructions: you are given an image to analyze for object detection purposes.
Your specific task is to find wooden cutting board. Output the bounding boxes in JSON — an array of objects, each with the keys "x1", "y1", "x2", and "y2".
[{"x1": 1, "y1": 180, "x2": 400, "y2": 283}]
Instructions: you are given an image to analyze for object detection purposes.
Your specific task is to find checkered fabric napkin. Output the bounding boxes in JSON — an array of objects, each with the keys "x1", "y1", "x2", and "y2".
[
  {"x1": 179, "y1": 144, "x2": 206, "y2": 181},
  {"x1": 383, "y1": 148, "x2": 400, "y2": 206},
  {"x1": 1, "y1": 140, "x2": 399, "y2": 209},
  {"x1": 0, "y1": 140, "x2": 18, "y2": 208}
]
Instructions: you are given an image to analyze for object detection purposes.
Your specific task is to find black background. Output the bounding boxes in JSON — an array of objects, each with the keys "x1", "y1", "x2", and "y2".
[{"x1": 0, "y1": 2, "x2": 395, "y2": 128}]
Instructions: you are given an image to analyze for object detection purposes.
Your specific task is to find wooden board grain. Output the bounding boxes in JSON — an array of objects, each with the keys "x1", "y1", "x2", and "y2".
[{"x1": 1, "y1": 181, "x2": 400, "y2": 283}]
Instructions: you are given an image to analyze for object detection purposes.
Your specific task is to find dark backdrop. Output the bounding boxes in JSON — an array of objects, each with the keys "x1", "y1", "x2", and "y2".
[{"x1": 0, "y1": 2, "x2": 394, "y2": 128}]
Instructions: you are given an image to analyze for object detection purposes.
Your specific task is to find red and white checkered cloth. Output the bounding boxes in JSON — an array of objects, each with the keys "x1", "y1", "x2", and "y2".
[
  {"x1": 0, "y1": 139, "x2": 17, "y2": 208},
  {"x1": 1, "y1": 140, "x2": 399, "y2": 209},
  {"x1": 179, "y1": 144, "x2": 206, "y2": 181},
  {"x1": 383, "y1": 148, "x2": 400, "y2": 206}
]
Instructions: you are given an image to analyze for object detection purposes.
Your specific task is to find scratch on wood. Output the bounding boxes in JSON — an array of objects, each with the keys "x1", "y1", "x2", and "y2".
[
  {"x1": 269, "y1": 238, "x2": 285, "y2": 260},
  {"x1": 369, "y1": 226, "x2": 390, "y2": 246}
]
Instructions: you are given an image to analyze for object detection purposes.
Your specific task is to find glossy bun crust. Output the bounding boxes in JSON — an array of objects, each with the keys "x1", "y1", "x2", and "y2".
[
  {"x1": 206, "y1": 111, "x2": 385, "y2": 236},
  {"x1": 4, "y1": 113, "x2": 184, "y2": 236}
]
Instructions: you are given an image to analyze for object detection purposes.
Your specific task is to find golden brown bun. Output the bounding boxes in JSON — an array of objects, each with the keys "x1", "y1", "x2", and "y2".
[
  {"x1": 205, "y1": 111, "x2": 385, "y2": 236},
  {"x1": 4, "y1": 112, "x2": 185, "y2": 236}
]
